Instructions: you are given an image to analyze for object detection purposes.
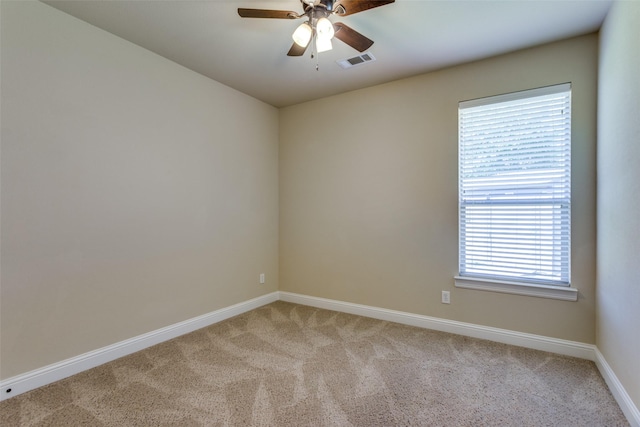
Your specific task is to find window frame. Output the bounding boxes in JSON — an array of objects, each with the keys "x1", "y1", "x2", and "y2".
[{"x1": 454, "y1": 84, "x2": 578, "y2": 301}]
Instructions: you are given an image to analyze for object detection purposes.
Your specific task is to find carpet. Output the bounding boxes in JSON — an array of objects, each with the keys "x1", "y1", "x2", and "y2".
[{"x1": 0, "y1": 301, "x2": 629, "y2": 426}]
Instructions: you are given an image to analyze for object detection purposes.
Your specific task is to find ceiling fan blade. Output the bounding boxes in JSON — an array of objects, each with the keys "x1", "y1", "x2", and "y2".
[
  {"x1": 287, "y1": 42, "x2": 309, "y2": 57},
  {"x1": 238, "y1": 8, "x2": 300, "y2": 19},
  {"x1": 333, "y1": 22, "x2": 373, "y2": 52},
  {"x1": 333, "y1": 0, "x2": 395, "y2": 16}
]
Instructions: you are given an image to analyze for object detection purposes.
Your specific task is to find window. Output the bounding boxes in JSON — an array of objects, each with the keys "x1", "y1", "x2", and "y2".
[{"x1": 455, "y1": 84, "x2": 577, "y2": 301}]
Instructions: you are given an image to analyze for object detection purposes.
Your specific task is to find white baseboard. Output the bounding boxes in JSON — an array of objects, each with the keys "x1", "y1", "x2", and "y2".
[
  {"x1": 2, "y1": 290, "x2": 637, "y2": 427},
  {"x1": 279, "y1": 291, "x2": 596, "y2": 360},
  {"x1": 0, "y1": 292, "x2": 279, "y2": 401},
  {"x1": 594, "y1": 348, "x2": 640, "y2": 427}
]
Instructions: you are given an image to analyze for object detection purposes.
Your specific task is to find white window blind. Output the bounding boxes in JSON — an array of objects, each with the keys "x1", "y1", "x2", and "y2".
[{"x1": 458, "y1": 83, "x2": 571, "y2": 286}]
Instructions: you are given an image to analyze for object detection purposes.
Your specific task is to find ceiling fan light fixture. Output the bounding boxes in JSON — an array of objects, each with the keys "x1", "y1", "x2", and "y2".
[
  {"x1": 316, "y1": 37, "x2": 333, "y2": 52},
  {"x1": 237, "y1": 0, "x2": 396, "y2": 58},
  {"x1": 292, "y1": 22, "x2": 312, "y2": 47},
  {"x1": 316, "y1": 17, "x2": 335, "y2": 41}
]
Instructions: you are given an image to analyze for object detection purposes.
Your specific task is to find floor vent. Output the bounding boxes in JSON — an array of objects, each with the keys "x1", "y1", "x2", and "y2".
[{"x1": 336, "y1": 52, "x2": 376, "y2": 69}]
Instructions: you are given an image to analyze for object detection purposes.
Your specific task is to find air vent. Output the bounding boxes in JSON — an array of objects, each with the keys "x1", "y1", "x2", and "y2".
[{"x1": 336, "y1": 52, "x2": 376, "y2": 69}]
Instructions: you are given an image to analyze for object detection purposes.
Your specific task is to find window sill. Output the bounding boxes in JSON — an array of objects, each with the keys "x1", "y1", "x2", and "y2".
[{"x1": 454, "y1": 276, "x2": 578, "y2": 301}]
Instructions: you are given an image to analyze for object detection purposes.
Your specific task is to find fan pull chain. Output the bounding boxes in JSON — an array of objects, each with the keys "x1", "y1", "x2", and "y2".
[
  {"x1": 310, "y1": 32, "x2": 319, "y2": 71},
  {"x1": 311, "y1": 8, "x2": 319, "y2": 71}
]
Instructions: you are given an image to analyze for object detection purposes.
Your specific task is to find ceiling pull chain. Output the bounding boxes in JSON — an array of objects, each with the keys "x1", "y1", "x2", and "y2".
[
  {"x1": 314, "y1": 37, "x2": 319, "y2": 70},
  {"x1": 311, "y1": 7, "x2": 318, "y2": 70},
  {"x1": 311, "y1": 29, "x2": 315, "y2": 60}
]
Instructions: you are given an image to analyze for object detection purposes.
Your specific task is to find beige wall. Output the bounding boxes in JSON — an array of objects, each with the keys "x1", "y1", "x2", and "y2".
[
  {"x1": 280, "y1": 34, "x2": 598, "y2": 343},
  {"x1": 597, "y1": 0, "x2": 640, "y2": 411},
  {"x1": 0, "y1": 1, "x2": 279, "y2": 379}
]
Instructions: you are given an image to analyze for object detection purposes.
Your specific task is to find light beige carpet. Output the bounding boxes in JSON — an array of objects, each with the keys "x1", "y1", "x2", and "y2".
[{"x1": 0, "y1": 301, "x2": 629, "y2": 426}]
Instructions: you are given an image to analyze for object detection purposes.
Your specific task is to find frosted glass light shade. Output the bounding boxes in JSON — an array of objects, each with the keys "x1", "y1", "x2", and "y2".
[
  {"x1": 316, "y1": 37, "x2": 333, "y2": 52},
  {"x1": 292, "y1": 23, "x2": 312, "y2": 47},
  {"x1": 316, "y1": 17, "x2": 335, "y2": 41}
]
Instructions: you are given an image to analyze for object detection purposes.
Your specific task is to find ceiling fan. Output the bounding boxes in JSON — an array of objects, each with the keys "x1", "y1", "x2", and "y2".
[{"x1": 238, "y1": 0, "x2": 395, "y2": 57}]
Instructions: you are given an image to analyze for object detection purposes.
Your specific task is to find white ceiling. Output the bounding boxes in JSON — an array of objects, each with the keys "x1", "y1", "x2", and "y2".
[{"x1": 43, "y1": 0, "x2": 612, "y2": 108}]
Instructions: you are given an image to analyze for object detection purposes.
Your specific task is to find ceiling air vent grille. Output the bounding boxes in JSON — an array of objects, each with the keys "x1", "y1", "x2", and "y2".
[{"x1": 337, "y1": 52, "x2": 376, "y2": 69}]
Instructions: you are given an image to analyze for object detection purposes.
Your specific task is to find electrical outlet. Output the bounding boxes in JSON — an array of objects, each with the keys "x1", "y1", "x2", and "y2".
[
  {"x1": 442, "y1": 291, "x2": 451, "y2": 304},
  {"x1": 259, "y1": 273, "x2": 265, "y2": 284}
]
